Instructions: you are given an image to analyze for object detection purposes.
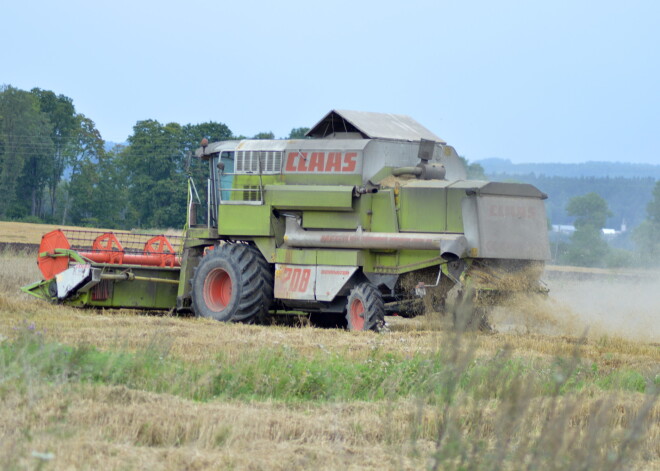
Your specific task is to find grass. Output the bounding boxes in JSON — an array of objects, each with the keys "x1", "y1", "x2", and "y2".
[
  {"x1": 0, "y1": 220, "x2": 180, "y2": 247},
  {"x1": 2, "y1": 323, "x2": 657, "y2": 403},
  {"x1": 0, "y1": 246, "x2": 659, "y2": 469},
  {"x1": 1, "y1": 320, "x2": 658, "y2": 470},
  {"x1": 0, "y1": 221, "x2": 128, "y2": 246}
]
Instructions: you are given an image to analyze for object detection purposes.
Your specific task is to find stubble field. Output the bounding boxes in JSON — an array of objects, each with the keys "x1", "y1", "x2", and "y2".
[{"x1": 0, "y1": 222, "x2": 658, "y2": 470}]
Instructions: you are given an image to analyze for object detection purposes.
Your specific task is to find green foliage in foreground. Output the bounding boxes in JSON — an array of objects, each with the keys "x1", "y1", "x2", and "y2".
[{"x1": 1, "y1": 323, "x2": 656, "y2": 404}]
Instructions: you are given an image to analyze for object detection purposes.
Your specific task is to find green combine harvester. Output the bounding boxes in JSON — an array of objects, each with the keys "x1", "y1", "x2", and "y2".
[{"x1": 23, "y1": 110, "x2": 550, "y2": 330}]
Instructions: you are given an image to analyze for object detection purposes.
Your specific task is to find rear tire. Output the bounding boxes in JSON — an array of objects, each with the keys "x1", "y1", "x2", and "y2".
[
  {"x1": 345, "y1": 283, "x2": 385, "y2": 332},
  {"x1": 191, "y1": 243, "x2": 273, "y2": 323}
]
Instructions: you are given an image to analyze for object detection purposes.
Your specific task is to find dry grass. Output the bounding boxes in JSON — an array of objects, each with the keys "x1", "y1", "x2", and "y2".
[
  {"x1": 1, "y1": 291, "x2": 657, "y2": 372},
  {"x1": 1, "y1": 383, "x2": 657, "y2": 471},
  {"x1": 0, "y1": 221, "x2": 128, "y2": 246},
  {"x1": 0, "y1": 221, "x2": 181, "y2": 247},
  {"x1": 0, "y1": 384, "x2": 430, "y2": 470},
  {"x1": 1, "y1": 245, "x2": 659, "y2": 470}
]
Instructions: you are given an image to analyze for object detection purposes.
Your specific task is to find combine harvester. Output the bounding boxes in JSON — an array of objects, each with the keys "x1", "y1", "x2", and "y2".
[{"x1": 23, "y1": 110, "x2": 551, "y2": 330}]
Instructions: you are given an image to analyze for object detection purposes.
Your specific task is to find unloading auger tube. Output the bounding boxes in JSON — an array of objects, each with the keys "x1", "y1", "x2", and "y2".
[{"x1": 283, "y1": 217, "x2": 468, "y2": 261}]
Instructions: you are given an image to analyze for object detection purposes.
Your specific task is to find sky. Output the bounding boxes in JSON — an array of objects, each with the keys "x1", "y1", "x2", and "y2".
[{"x1": 2, "y1": 0, "x2": 659, "y2": 164}]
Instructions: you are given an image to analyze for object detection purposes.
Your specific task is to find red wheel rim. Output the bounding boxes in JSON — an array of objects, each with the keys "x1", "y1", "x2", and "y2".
[
  {"x1": 349, "y1": 298, "x2": 365, "y2": 331},
  {"x1": 204, "y1": 268, "x2": 232, "y2": 311}
]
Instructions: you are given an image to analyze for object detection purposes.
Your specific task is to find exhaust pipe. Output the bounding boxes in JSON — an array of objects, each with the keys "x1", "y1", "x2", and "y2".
[{"x1": 283, "y1": 218, "x2": 467, "y2": 260}]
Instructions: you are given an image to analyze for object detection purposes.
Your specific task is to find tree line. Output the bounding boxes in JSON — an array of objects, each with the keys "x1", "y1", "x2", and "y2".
[
  {"x1": 488, "y1": 173, "x2": 656, "y2": 230},
  {"x1": 0, "y1": 85, "x2": 306, "y2": 230},
  {"x1": 554, "y1": 186, "x2": 660, "y2": 268}
]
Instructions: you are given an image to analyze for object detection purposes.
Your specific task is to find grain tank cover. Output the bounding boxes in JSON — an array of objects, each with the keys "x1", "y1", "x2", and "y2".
[
  {"x1": 307, "y1": 110, "x2": 446, "y2": 142},
  {"x1": 461, "y1": 181, "x2": 551, "y2": 261},
  {"x1": 470, "y1": 182, "x2": 548, "y2": 200}
]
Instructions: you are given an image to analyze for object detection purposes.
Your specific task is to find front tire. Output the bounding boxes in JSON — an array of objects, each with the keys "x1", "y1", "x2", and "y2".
[
  {"x1": 345, "y1": 283, "x2": 385, "y2": 332},
  {"x1": 191, "y1": 243, "x2": 273, "y2": 323}
]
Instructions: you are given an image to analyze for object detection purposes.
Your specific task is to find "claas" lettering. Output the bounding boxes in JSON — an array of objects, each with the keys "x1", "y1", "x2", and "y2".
[
  {"x1": 285, "y1": 152, "x2": 358, "y2": 173},
  {"x1": 488, "y1": 204, "x2": 538, "y2": 219}
]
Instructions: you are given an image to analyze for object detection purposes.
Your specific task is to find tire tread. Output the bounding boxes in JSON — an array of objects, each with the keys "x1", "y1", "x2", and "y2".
[
  {"x1": 346, "y1": 282, "x2": 385, "y2": 332},
  {"x1": 191, "y1": 243, "x2": 273, "y2": 323}
]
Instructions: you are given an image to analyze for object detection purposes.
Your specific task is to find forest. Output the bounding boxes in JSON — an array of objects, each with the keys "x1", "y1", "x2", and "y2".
[
  {"x1": 0, "y1": 85, "x2": 300, "y2": 229},
  {"x1": 1, "y1": 84, "x2": 659, "y2": 267}
]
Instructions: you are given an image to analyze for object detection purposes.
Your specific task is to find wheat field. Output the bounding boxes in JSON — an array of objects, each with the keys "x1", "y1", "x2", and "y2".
[{"x1": 0, "y1": 222, "x2": 659, "y2": 470}]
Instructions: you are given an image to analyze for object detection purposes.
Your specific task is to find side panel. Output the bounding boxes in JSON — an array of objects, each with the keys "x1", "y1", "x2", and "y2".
[
  {"x1": 316, "y1": 249, "x2": 363, "y2": 266},
  {"x1": 274, "y1": 249, "x2": 362, "y2": 268},
  {"x1": 303, "y1": 211, "x2": 359, "y2": 230},
  {"x1": 275, "y1": 249, "x2": 317, "y2": 265},
  {"x1": 462, "y1": 195, "x2": 551, "y2": 260},
  {"x1": 364, "y1": 249, "x2": 442, "y2": 274},
  {"x1": 302, "y1": 195, "x2": 373, "y2": 231},
  {"x1": 68, "y1": 266, "x2": 180, "y2": 310},
  {"x1": 370, "y1": 190, "x2": 399, "y2": 232},
  {"x1": 446, "y1": 187, "x2": 466, "y2": 232},
  {"x1": 275, "y1": 264, "x2": 316, "y2": 300},
  {"x1": 315, "y1": 266, "x2": 359, "y2": 301},
  {"x1": 397, "y1": 187, "x2": 448, "y2": 232},
  {"x1": 218, "y1": 205, "x2": 273, "y2": 236},
  {"x1": 266, "y1": 185, "x2": 355, "y2": 211},
  {"x1": 274, "y1": 263, "x2": 358, "y2": 301}
]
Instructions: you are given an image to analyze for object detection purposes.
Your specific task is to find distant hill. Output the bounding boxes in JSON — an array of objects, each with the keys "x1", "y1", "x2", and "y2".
[{"x1": 477, "y1": 158, "x2": 660, "y2": 179}]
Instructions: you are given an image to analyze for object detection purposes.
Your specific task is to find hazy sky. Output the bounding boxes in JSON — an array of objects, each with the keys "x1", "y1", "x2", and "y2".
[{"x1": 2, "y1": 0, "x2": 659, "y2": 164}]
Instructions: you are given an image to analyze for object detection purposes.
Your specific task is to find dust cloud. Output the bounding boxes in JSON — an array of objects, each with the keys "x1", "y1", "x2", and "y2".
[{"x1": 491, "y1": 273, "x2": 660, "y2": 342}]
